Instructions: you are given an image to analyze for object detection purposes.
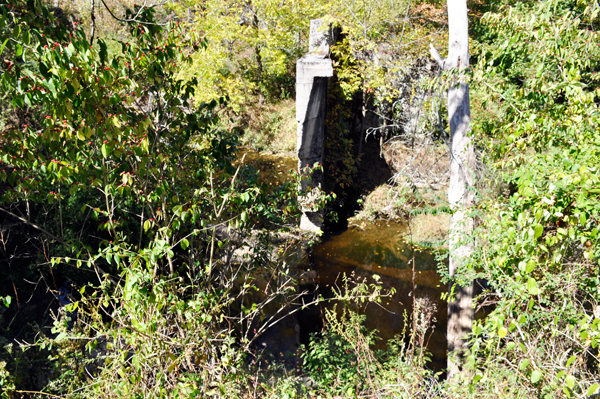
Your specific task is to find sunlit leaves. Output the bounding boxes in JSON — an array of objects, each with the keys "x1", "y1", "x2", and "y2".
[
  {"x1": 465, "y1": 1, "x2": 600, "y2": 395},
  {"x1": 174, "y1": 0, "x2": 324, "y2": 110},
  {"x1": 0, "y1": 0, "x2": 240, "y2": 265},
  {"x1": 473, "y1": 0, "x2": 600, "y2": 161}
]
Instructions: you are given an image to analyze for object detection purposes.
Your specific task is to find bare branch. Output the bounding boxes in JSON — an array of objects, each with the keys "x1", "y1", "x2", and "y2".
[
  {"x1": 429, "y1": 43, "x2": 445, "y2": 69},
  {"x1": 98, "y1": 0, "x2": 168, "y2": 26},
  {"x1": 90, "y1": 0, "x2": 96, "y2": 45},
  {"x1": 0, "y1": 206, "x2": 66, "y2": 245}
]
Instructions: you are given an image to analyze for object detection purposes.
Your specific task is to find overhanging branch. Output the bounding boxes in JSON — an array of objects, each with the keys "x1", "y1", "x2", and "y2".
[{"x1": 0, "y1": 206, "x2": 66, "y2": 245}]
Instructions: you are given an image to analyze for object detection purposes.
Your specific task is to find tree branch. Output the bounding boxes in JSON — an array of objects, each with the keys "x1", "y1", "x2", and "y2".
[
  {"x1": 0, "y1": 206, "x2": 66, "y2": 246},
  {"x1": 429, "y1": 43, "x2": 445, "y2": 69},
  {"x1": 0, "y1": 206, "x2": 116, "y2": 284},
  {"x1": 98, "y1": 0, "x2": 168, "y2": 26},
  {"x1": 90, "y1": 0, "x2": 96, "y2": 46}
]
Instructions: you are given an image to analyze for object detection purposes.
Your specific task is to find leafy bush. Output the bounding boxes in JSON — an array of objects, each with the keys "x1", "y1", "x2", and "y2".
[
  {"x1": 301, "y1": 274, "x2": 442, "y2": 398},
  {"x1": 0, "y1": 1, "x2": 334, "y2": 396},
  {"x1": 459, "y1": 0, "x2": 600, "y2": 397}
]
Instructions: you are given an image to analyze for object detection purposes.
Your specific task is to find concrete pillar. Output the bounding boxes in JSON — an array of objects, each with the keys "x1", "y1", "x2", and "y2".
[{"x1": 296, "y1": 19, "x2": 334, "y2": 232}]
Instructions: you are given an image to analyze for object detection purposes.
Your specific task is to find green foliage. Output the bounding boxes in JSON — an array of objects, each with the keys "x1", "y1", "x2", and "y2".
[
  {"x1": 473, "y1": 0, "x2": 600, "y2": 160},
  {"x1": 323, "y1": 75, "x2": 360, "y2": 213},
  {"x1": 326, "y1": 0, "x2": 412, "y2": 99},
  {"x1": 3, "y1": 0, "x2": 600, "y2": 396},
  {"x1": 0, "y1": 1, "x2": 232, "y2": 264},
  {"x1": 171, "y1": 0, "x2": 325, "y2": 111},
  {"x1": 0, "y1": 1, "x2": 336, "y2": 396},
  {"x1": 302, "y1": 311, "x2": 370, "y2": 397},
  {"x1": 0, "y1": 361, "x2": 15, "y2": 398},
  {"x1": 44, "y1": 264, "x2": 244, "y2": 396},
  {"x1": 458, "y1": 0, "x2": 600, "y2": 396},
  {"x1": 302, "y1": 273, "x2": 442, "y2": 398},
  {"x1": 466, "y1": 146, "x2": 600, "y2": 397}
]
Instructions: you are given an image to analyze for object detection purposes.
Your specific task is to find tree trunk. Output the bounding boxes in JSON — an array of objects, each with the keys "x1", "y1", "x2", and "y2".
[
  {"x1": 253, "y1": 13, "x2": 264, "y2": 105},
  {"x1": 446, "y1": 0, "x2": 474, "y2": 380},
  {"x1": 357, "y1": 89, "x2": 366, "y2": 158},
  {"x1": 255, "y1": 43, "x2": 264, "y2": 105}
]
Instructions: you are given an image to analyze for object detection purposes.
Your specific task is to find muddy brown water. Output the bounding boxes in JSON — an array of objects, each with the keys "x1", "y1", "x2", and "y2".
[
  {"x1": 235, "y1": 148, "x2": 447, "y2": 371},
  {"x1": 309, "y1": 220, "x2": 447, "y2": 371}
]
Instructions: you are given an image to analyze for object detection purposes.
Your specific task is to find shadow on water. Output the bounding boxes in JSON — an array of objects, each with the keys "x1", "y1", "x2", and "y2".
[{"x1": 309, "y1": 220, "x2": 447, "y2": 372}]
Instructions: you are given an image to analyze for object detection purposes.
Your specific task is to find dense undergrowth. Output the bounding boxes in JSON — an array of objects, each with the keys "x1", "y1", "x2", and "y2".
[
  {"x1": 0, "y1": 0, "x2": 599, "y2": 397},
  {"x1": 460, "y1": 1, "x2": 600, "y2": 396}
]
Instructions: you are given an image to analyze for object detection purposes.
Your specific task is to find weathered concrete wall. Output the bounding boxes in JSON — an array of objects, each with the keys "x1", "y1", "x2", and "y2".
[{"x1": 296, "y1": 19, "x2": 334, "y2": 232}]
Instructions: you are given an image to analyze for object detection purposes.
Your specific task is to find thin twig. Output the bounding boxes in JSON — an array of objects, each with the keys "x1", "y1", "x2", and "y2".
[
  {"x1": 98, "y1": 0, "x2": 168, "y2": 26},
  {"x1": 0, "y1": 206, "x2": 65, "y2": 245},
  {"x1": 14, "y1": 391, "x2": 65, "y2": 399}
]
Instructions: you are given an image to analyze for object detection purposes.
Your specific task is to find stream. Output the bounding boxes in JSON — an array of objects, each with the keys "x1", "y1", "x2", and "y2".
[
  {"x1": 238, "y1": 148, "x2": 447, "y2": 371},
  {"x1": 308, "y1": 220, "x2": 447, "y2": 371}
]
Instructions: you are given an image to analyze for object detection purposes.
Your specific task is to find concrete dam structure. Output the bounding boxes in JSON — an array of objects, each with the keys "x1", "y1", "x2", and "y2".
[{"x1": 296, "y1": 19, "x2": 334, "y2": 232}]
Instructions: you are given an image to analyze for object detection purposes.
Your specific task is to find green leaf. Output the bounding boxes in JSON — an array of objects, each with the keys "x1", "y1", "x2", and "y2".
[
  {"x1": 587, "y1": 384, "x2": 599, "y2": 396},
  {"x1": 101, "y1": 143, "x2": 108, "y2": 158},
  {"x1": 46, "y1": 79, "x2": 56, "y2": 97},
  {"x1": 519, "y1": 359, "x2": 530, "y2": 370},
  {"x1": 525, "y1": 260, "x2": 536, "y2": 273},
  {"x1": 581, "y1": 329, "x2": 588, "y2": 340},
  {"x1": 132, "y1": 355, "x2": 140, "y2": 372},
  {"x1": 2, "y1": 296, "x2": 11, "y2": 307},
  {"x1": 534, "y1": 224, "x2": 543, "y2": 239},
  {"x1": 181, "y1": 238, "x2": 189, "y2": 250},
  {"x1": 565, "y1": 375, "x2": 575, "y2": 389},
  {"x1": 498, "y1": 327, "x2": 507, "y2": 338},
  {"x1": 55, "y1": 332, "x2": 68, "y2": 342},
  {"x1": 0, "y1": 38, "x2": 9, "y2": 56},
  {"x1": 531, "y1": 370, "x2": 542, "y2": 384},
  {"x1": 39, "y1": 61, "x2": 50, "y2": 78},
  {"x1": 141, "y1": 138, "x2": 149, "y2": 153},
  {"x1": 527, "y1": 277, "x2": 539, "y2": 295},
  {"x1": 99, "y1": 40, "x2": 108, "y2": 65}
]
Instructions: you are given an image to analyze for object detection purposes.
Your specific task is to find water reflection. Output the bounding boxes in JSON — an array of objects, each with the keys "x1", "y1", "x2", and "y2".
[{"x1": 311, "y1": 220, "x2": 447, "y2": 371}]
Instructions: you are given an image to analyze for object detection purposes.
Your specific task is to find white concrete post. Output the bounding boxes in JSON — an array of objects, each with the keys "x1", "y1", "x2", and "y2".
[{"x1": 296, "y1": 19, "x2": 334, "y2": 232}]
